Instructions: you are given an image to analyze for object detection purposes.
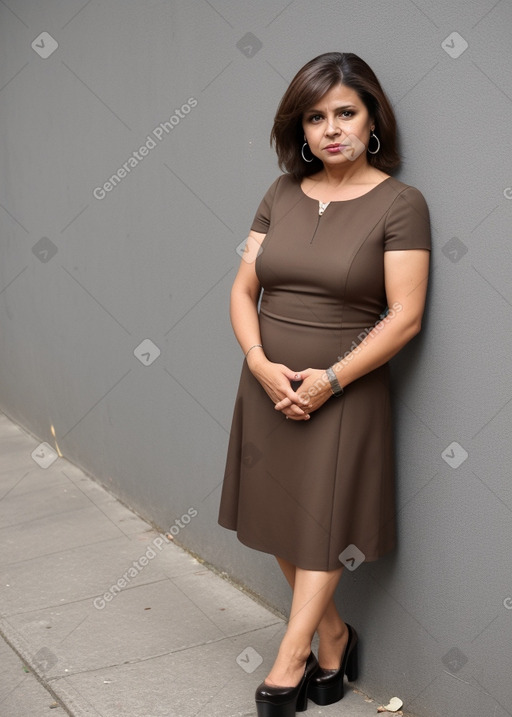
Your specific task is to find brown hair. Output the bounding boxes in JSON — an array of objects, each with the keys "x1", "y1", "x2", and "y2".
[{"x1": 271, "y1": 52, "x2": 400, "y2": 180}]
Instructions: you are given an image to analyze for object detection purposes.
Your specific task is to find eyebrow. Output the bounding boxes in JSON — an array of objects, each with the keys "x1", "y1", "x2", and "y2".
[{"x1": 305, "y1": 105, "x2": 357, "y2": 114}]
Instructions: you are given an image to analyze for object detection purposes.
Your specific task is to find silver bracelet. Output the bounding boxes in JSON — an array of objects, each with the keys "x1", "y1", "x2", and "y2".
[
  {"x1": 326, "y1": 366, "x2": 344, "y2": 397},
  {"x1": 245, "y1": 344, "x2": 263, "y2": 357}
]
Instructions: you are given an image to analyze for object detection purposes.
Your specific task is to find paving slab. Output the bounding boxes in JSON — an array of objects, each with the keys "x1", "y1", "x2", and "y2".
[
  {"x1": 0, "y1": 411, "x2": 382, "y2": 717},
  {"x1": 0, "y1": 503, "x2": 125, "y2": 567},
  {"x1": 0, "y1": 476, "x2": 94, "y2": 527},
  {"x1": 56, "y1": 625, "x2": 379, "y2": 717},
  {"x1": 0, "y1": 634, "x2": 65, "y2": 716},
  {"x1": 0, "y1": 467, "x2": 71, "y2": 501},
  {"x1": 0, "y1": 534, "x2": 173, "y2": 614}
]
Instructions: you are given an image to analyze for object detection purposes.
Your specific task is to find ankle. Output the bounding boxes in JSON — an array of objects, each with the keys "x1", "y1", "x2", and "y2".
[
  {"x1": 318, "y1": 620, "x2": 347, "y2": 643},
  {"x1": 279, "y1": 636, "x2": 311, "y2": 665},
  {"x1": 264, "y1": 639, "x2": 311, "y2": 687}
]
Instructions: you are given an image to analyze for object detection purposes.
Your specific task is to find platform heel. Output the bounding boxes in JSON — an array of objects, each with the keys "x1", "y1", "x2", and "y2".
[
  {"x1": 308, "y1": 624, "x2": 358, "y2": 706},
  {"x1": 255, "y1": 652, "x2": 319, "y2": 716},
  {"x1": 345, "y1": 633, "x2": 358, "y2": 682}
]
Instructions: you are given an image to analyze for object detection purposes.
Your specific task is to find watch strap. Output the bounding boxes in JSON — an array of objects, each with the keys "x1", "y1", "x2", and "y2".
[{"x1": 326, "y1": 366, "x2": 344, "y2": 397}]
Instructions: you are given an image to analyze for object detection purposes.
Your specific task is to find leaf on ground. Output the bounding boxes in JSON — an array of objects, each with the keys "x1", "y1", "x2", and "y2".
[{"x1": 377, "y1": 696, "x2": 404, "y2": 712}]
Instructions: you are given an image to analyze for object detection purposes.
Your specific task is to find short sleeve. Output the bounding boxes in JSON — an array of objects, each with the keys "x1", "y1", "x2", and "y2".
[
  {"x1": 384, "y1": 186, "x2": 432, "y2": 251},
  {"x1": 250, "y1": 175, "x2": 283, "y2": 233}
]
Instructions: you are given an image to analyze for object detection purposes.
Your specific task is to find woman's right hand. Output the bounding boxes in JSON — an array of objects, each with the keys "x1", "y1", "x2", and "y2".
[
  {"x1": 247, "y1": 356, "x2": 311, "y2": 419},
  {"x1": 229, "y1": 229, "x2": 311, "y2": 420}
]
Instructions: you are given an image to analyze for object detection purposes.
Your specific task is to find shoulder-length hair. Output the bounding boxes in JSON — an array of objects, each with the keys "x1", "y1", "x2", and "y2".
[{"x1": 271, "y1": 52, "x2": 400, "y2": 181}]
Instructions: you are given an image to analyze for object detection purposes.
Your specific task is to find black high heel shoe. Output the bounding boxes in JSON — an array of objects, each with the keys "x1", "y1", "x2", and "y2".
[
  {"x1": 308, "y1": 624, "x2": 358, "y2": 706},
  {"x1": 255, "y1": 651, "x2": 319, "y2": 717}
]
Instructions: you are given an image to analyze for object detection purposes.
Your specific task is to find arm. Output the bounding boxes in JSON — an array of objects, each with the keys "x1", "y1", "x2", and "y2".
[
  {"x1": 230, "y1": 230, "x2": 311, "y2": 417},
  {"x1": 330, "y1": 248, "x2": 430, "y2": 384},
  {"x1": 275, "y1": 248, "x2": 430, "y2": 416}
]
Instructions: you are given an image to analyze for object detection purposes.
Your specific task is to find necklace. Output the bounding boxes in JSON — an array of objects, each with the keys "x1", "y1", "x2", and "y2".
[{"x1": 318, "y1": 200, "x2": 330, "y2": 216}]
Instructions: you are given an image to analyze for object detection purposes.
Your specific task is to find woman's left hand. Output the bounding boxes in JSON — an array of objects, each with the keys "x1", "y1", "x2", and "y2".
[{"x1": 275, "y1": 368, "x2": 332, "y2": 420}]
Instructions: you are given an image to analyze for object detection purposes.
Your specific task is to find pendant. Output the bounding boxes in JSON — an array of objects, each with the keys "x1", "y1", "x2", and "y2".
[{"x1": 318, "y1": 200, "x2": 330, "y2": 216}]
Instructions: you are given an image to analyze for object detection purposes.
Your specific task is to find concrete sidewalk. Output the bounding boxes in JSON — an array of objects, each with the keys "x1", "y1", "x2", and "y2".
[{"x1": 0, "y1": 411, "x2": 382, "y2": 717}]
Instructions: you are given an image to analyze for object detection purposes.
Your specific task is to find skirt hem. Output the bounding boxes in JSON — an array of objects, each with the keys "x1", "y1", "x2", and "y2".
[{"x1": 218, "y1": 520, "x2": 396, "y2": 571}]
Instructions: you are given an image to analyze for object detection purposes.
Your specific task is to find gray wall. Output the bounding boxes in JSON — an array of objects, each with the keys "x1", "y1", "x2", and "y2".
[{"x1": 1, "y1": 1, "x2": 511, "y2": 715}]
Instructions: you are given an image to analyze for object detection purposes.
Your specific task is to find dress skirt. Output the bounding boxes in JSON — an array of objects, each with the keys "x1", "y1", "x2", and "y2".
[{"x1": 217, "y1": 173, "x2": 431, "y2": 571}]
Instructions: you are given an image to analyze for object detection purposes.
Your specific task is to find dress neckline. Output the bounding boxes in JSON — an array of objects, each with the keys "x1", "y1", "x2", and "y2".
[{"x1": 299, "y1": 175, "x2": 392, "y2": 204}]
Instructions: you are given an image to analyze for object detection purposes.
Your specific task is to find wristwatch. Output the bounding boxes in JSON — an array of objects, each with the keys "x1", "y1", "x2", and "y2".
[{"x1": 326, "y1": 367, "x2": 344, "y2": 397}]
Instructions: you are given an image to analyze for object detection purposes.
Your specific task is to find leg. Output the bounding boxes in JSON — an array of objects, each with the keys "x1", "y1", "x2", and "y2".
[
  {"x1": 275, "y1": 556, "x2": 349, "y2": 670},
  {"x1": 265, "y1": 562, "x2": 344, "y2": 687}
]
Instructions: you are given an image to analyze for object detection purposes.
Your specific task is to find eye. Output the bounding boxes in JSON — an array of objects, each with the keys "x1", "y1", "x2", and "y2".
[
  {"x1": 340, "y1": 110, "x2": 354, "y2": 118},
  {"x1": 306, "y1": 114, "x2": 323, "y2": 123}
]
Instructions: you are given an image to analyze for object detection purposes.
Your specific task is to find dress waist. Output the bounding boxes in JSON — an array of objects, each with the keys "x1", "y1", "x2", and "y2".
[
  {"x1": 258, "y1": 288, "x2": 385, "y2": 330},
  {"x1": 259, "y1": 307, "x2": 376, "y2": 331}
]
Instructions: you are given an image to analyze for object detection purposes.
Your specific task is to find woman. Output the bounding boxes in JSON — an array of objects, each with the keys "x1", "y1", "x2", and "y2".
[{"x1": 218, "y1": 52, "x2": 431, "y2": 716}]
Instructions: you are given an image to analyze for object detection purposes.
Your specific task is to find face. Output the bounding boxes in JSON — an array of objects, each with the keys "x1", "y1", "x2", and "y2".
[{"x1": 302, "y1": 84, "x2": 374, "y2": 166}]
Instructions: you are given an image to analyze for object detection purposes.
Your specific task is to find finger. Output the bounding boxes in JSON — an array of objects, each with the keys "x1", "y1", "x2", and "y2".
[
  {"x1": 284, "y1": 402, "x2": 309, "y2": 417},
  {"x1": 283, "y1": 368, "x2": 303, "y2": 382},
  {"x1": 286, "y1": 412, "x2": 311, "y2": 421},
  {"x1": 278, "y1": 405, "x2": 307, "y2": 418},
  {"x1": 276, "y1": 397, "x2": 309, "y2": 413},
  {"x1": 285, "y1": 386, "x2": 311, "y2": 406},
  {"x1": 275, "y1": 396, "x2": 292, "y2": 411},
  {"x1": 275, "y1": 390, "x2": 307, "y2": 410},
  {"x1": 294, "y1": 367, "x2": 313, "y2": 379}
]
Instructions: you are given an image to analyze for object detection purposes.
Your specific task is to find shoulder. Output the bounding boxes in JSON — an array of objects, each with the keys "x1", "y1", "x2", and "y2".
[
  {"x1": 251, "y1": 174, "x2": 297, "y2": 231},
  {"x1": 381, "y1": 177, "x2": 430, "y2": 227},
  {"x1": 254, "y1": 173, "x2": 299, "y2": 208},
  {"x1": 382, "y1": 177, "x2": 432, "y2": 250},
  {"x1": 384, "y1": 177, "x2": 429, "y2": 210}
]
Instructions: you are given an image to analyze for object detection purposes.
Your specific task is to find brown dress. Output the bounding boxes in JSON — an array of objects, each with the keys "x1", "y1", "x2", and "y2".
[{"x1": 218, "y1": 173, "x2": 431, "y2": 570}]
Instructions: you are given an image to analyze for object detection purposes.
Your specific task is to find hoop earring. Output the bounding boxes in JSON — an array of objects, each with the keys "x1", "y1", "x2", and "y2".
[
  {"x1": 301, "y1": 141, "x2": 314, "y2": 163},
  {"x1": 367, "y1": 131, "x2": 380, "y2": 155}
]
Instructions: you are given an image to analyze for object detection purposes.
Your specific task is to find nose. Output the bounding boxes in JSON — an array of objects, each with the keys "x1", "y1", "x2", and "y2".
[{"x1": 324, "y1": 117, "x2": 341, "y2": 136}]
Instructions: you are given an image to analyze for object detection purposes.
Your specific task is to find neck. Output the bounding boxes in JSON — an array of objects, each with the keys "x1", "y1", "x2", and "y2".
[{"x1": 319, "y1": 157, "x2": 371, "y2": 186}]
